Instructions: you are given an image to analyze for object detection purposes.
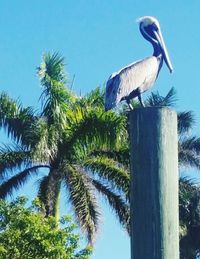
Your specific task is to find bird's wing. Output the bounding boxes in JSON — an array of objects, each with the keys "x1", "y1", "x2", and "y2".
[{"x1": 105, "y1": 56, "x2": 159, "y2": 110}]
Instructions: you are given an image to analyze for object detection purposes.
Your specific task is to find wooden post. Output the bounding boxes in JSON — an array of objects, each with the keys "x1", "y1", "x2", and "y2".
[{"x1": 129, "y1": 107, "x2": 179, "y2": 259}]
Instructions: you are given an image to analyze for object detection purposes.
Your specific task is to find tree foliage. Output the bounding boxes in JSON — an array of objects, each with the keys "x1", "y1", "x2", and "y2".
[
  {"x1": 0, "y1": 197, "x2": 91, "y2": 259},
  {"x1": 1, "y1": 51, "x2": 200, "y2": 257},
  {"x1": 0, "y1": 53, "x2": 129, "y2": 244},
  {"x1": 179, "y1": 179, "x2": 200, "y2": 259}
]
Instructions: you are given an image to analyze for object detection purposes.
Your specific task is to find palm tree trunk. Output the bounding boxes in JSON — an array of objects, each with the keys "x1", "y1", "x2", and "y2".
[
  {"x1": 54, "y1": 189, "x2": 60, "y2": 223},
  {"x1": 45, "y1": 169, "x2": 61, "y2": 223}
]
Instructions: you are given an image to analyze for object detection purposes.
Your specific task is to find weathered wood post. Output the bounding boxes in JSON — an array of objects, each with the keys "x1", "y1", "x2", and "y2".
[{"x1": 129, "y1": 107, "x2": 179, "y2": 259}]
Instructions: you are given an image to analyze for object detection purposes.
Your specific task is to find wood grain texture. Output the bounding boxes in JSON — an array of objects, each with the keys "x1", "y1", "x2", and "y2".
[{"x1": 129, "y1": 107, "x2": 179, "y2": 259}]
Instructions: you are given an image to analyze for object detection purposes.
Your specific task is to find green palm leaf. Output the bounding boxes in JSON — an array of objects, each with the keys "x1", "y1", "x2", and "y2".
[
  {"x1": 75, "y1": 87, "x2": 104, "y2": 109},
  {"x1": 93, "y1": 179, "x2": 130, "y2": 234},
  {"x1": 83, "y1": 156, "x2": 130, "y2": 196},
  {"x1": 38, "y1": 52, "x2": 75, "y2": 127},
  {"x1": 66, "y1": 109, "x2": 126, "y2": 156},
  {"x1": 0, "y1": 145, "x2": 31, "y2": 178},
  {"x1": 147, "y1": 87, "x2": 177, "y2": 107},
  {"x1": 179, "y1": 178, "x2": 200, "y2": 258},
  {"x1": 7, "y1": 110, "x2": 37, "y2": 147},
  {"x1": 179, "y1": 137, "x2": 200, "y2": 169},
  {"x1": 63, "y1": 164, "x2": 100, "y2": 244},
  {"x1": 0, "y1": 93, "x2": 36, "y2": 145},
  {"x1": 38, "y1": 52, "x2": 66, "y2": 83},
  {"x1": 0, "y1": 165, "x2": 48, "y2": 199},
  {"x1": 0, "y1": 92, "x2": 18, "y2": 122},
  {"x1": 178, "y1": 111, "x2": 195, "y2": 134},
  {"x1": 90, "y1": 147, "x2": 130, "y2": 168}
]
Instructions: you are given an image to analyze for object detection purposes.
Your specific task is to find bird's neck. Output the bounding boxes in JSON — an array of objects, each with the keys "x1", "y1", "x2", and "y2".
[
  {"x1": 156, "y1": 54, "x2": 163, "y2": 77},
  {"x1": 150, "y1": 41, "x2": 164, "y2": 72},
  {"x1": 139, "y1": 25, "x2": 163, "y2": 58},
  {"x1": 149, "y1": 42, "x2": 164, "y2": 75},
  {"x1": 152, "y1": 43, "x2": 162, "y2": 58}
]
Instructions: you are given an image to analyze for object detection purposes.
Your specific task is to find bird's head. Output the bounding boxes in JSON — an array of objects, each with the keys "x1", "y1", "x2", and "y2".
[{"x1": 137, "y1": 16, "x2": 173, "y2": 73}]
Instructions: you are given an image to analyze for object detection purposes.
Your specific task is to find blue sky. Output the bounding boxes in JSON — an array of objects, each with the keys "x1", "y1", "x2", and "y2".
[{"x1": 1, "y1": 1, "x2": 200, "y2": 258}]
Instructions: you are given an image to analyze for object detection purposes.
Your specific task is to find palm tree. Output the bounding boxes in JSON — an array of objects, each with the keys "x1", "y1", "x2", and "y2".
[
  {"x1": 0, "y1": 53, "x2": 130, "y2": 244},
  {"x1": 179, "y1": 178, "x2": 200, "y2": 259}
]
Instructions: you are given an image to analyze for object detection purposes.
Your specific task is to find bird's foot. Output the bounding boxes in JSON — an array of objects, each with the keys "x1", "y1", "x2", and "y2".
[
  {"x1": 128, "y1": 103, "x2": 133, "y2": 110},
  {"x1": 138, "y1": 93, "x2": 145, "y2": 107},
  {"x1": 120, "y1": 96, "x2": 133, "y2": 110},
  {"x1": 125, "y1": 97, "x2": 133, "y2": 110}
]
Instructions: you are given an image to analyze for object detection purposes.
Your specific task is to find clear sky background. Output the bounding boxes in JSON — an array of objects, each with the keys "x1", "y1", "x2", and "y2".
[{"x1": 0, "y1": 1, "x2": 200, "y2": 258}]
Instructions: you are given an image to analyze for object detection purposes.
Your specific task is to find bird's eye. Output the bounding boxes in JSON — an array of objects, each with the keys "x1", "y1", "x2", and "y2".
[{"x1": 152, "y1": 23, "x2": 158, "y2": 31}]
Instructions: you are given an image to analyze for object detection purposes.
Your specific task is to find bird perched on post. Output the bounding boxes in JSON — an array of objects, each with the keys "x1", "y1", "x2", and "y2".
[{"x1": 105, "y1": 16, "x2": 173, "y2": 111}]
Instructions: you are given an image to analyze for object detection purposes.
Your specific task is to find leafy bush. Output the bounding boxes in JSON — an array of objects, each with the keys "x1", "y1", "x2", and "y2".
[{"x1": 0, "y1": 197, "x2": 92, "y2": 259}]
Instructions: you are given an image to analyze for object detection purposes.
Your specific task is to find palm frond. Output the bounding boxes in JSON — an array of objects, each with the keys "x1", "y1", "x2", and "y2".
[
  {"x1": 0, "y1": 92, "x2": 18, "y2": 123},
  {"x1": 147, "y1": 87, "x2": 177, "y2": 107},
  {"x1": 65, "y1": 109, "x2": 126, "y2": 157},
  {"x1": 30, "y1": 118, "x2": 60, "y2": 163},
  {"x1": 0, "y1": 144, "x2": 31, "y2": 178},
  {"x1": 90, "y1": 147, "x2": 130, "y2": 168},
  {"x1": 0, "y1": 165, "x2": 49, "y2": 199},
  {"x1": 83, "y1": 156, "x2": 130, "y2": 196},
  {"x1": 40, "y1": 81, "x2": 72, "y2": 126},
  {"x1": 179, "y1": 150, "x2": 200, "y2": 169},
  {"x1": 179, "y1": 137, "x2": 200, "y2": 170},
  {"x1": 179, "y1": 178, "x2": 200, "y2": 258},
  {"x1": 75, "y1": 87, "x2": 104, "y2": 109},
  {"x1": 6, "y1": 107, "x2": 37, "y2": 146},
  {"x1": 38, "y1": 52, "x2": 75, "y2": 127},
  {"x1": 179, "y1": 178, "x2": 200, "y2": 227},
  {"x1": 63, "y1": 164, "x2": 100, "y2": 245},
  {"x1": 0, "y1": 93, "x2": 37, "y2": 145},
  {"x1": 180, "y1": 137, "x2": 200, "y2": 153},
  {"x1": 37, "y1": 52, "x2": 66, "y2": 84},
  {"x1": 179, "y1": 150, "x2": 200, "y2": 170},
  {"x1": 93, "y1": 179, "x2": 130, "y2": 234},
  {"x1": 178, "y1": 111, "x2": 195, "y2": 135}
]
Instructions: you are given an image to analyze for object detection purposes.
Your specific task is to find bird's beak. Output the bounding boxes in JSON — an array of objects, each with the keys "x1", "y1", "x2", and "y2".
[{"x1": 154, "y1": 29, "x2": 173, "y2": 73}]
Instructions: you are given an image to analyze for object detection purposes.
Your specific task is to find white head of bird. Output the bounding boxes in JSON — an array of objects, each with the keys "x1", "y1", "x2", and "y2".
[
  {"x1": 137, "y1": 16, "x2": 160, "y2": 29},
  {"x1": 105, "y1": 16, "x2": 173, "y2": 111},
  {"x1": 138, "y1": 16, "x2": 173, "y2": 73}
]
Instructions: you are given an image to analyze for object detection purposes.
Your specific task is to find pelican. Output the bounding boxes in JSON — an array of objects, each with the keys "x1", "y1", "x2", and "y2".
[{"x1": 105, "y1": 16, "x2": 173, "y2": 111}]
